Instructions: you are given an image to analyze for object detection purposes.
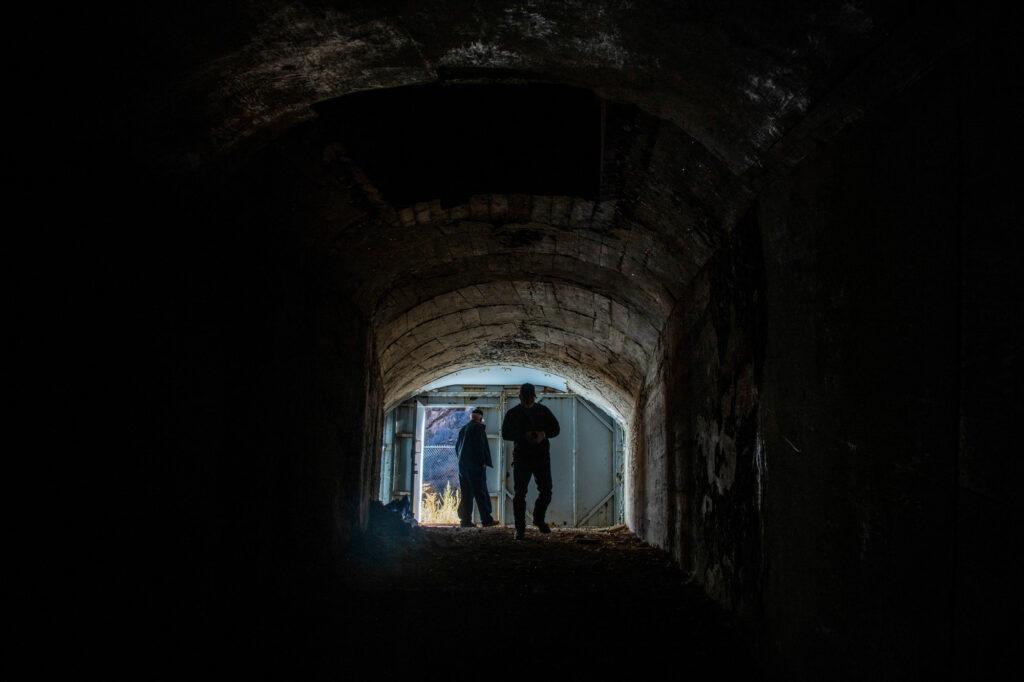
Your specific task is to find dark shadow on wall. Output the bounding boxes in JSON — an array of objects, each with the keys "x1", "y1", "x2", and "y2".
[
  {"x1": 629, "y1": 16, "x2": 1020, "y2": 681},
  {"x1": 108, "y1": 6, "x2": 1018, "y2": 680},
  {"x1": 134, "y1": 148, "x2": 385, "y2": 676},
  {"x1": 742, "y1": 34, "x2": 1017, "y2": 680},
  {"x1": 669, "y1": 206, "x2": 765, "y2": 618},
  {"x1": 634, "y1": 202, "x2": 765, "y2": 633},
  {"x1": 755, "y1": 48, "x2": 962, "y2": 681},
  {"x1": 313, "y1": 83, "x2": 603, "y2": 207}
]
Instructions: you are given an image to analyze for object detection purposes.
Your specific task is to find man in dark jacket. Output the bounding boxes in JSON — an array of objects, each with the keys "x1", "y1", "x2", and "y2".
[
  {"x1": 455, "y1": 407, "x2": 497, "y2": 528},
  {"x1": 501, "y1": 383, "x2": 561, "y2": 540}
]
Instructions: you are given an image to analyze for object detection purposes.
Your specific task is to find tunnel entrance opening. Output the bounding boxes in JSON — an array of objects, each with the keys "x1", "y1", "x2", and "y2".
[
  {"x1": 420, "y1": 406, "x2": 471, "y2": 524},
  {"x1": 379, "y1": 366, "x2": 626, "y2": 528}
]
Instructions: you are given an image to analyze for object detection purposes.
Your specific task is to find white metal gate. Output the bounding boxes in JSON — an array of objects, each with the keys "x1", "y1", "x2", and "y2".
[
  {"x1": 381, "y1": 385, "x2": 622, "y2": 527},
  {"x1": 502, "y1": 393, "x2": 619, "y2": 528},
  {"x1": 409, "y1": 397, "x2": 503, "y2": 523}
]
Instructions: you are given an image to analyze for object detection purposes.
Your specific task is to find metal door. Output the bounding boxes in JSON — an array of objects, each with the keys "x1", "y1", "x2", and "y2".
[
  {"x1": 501, "y1": 394, "x2": 616, "y2": 527},
  {"x1": 407, "y1": 401, "x2": 505, "y2": 523},
  {"x1": 412, "y1": 401, "x2": 426, "y2": 521},
  {"x1": 380, "y1": 403, "x2": 417, "y2": 502},
  {"x1": 480, "y1": 404, "x2": 503, "y2": 522},
  {"x1": 574, "y1": 398, "x2": 616, "y2": 526}
]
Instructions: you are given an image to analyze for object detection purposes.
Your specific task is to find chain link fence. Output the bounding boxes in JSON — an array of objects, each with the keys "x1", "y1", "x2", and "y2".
[
  {"x1": 423, "y1": 444, "x2": 459, "y2": 493},
  {"x1": 422, "y1": 444, "x2": 460, "y2": 523}
]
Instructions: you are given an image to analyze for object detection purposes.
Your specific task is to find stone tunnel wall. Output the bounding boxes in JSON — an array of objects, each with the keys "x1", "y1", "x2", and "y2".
[
  {"x1": 123, "y1": 5, "x2": 1017, "y2": 677},
  {"x1": 752, "y1": 51, "x2": 963, "y2": 679},
  {"x1": 142, "y1": 149, "x2": 387, "y2": 655},
  {"x1": 630, "y1": 205, "x2": 764, "y2": 625},
  {"x1": 221, "y1": 153, "x2": 387, "y2": 599},
  {"x1": 628, "y1": 32, "x2": 1017, "y2": 681},
  {"x1": 954, "y1": 20, "x2": 1021, "y2": 680},
  {"x1": 666, "y1": 208, "x2": 764, "y2": 618}
]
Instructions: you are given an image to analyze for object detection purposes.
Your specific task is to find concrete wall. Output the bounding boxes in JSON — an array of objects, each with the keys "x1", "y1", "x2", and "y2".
[
  {"x1": 629, "y1": 206, "x2": 764, "y2": 624},
  {"x1": 141, "y1": 151, "x2": 385, "y2": 668},
  {"x1": 629, "y1": 30, "x2": 1018, "y2": 680},
  {"x1": 952, "y1": 23, "x2": 1021, "y2": 679},
  {"x1": 126, "y1": 5, "x2": 1016, "y2": 677},
  {"x1": 213, "y1": 158, "x2": 385, "y2": 596},
  {"x1": 755, "y1": 57, "x2": 961, "y2": 680}
]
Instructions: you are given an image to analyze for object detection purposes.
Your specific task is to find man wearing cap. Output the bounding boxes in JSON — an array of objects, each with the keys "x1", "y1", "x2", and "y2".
[
  {"x1": 501, "y1": 383, "x2": 561, "y2": 540},
  {"x1": 455, "y1": 407, "x2": 498, "y2": 528}
]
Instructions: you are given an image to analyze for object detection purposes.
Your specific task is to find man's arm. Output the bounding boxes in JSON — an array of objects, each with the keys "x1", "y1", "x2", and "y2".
[
  {"x1": 480, "y1": 425, "x2": 492, "y2": 466},
  {"x1": 501, "y1": 409, "x2": 520, "y2": 442},
  {"x1": 544, "y1": 405, "x2": 561, "y2": 439},
  {"x1": 455, "y1": 424, "x2": 467, "y2": 457}
]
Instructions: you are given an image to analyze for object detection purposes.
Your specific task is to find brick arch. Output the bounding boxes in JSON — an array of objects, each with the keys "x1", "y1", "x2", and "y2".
[
  {"x1": 144, "y1": 1, "x2": 849, "y2": 175},
  {"x1": 378, "y1": 279, "x2": 654, "y2": 420},
  {"x1": 338, "y1": 193, "x2": 702, "y2": 320}
]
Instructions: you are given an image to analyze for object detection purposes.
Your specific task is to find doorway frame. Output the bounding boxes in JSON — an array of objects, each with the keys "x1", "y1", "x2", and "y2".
[{"x1": 411, "y1": 393, "x2": 506, "y2": 523}]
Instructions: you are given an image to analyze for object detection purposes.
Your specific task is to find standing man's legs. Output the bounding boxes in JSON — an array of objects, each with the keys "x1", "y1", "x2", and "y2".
[
  {"x1": 512, "y1": 459, "x2": 534, "y2": 534},
  {"x1": 471, "y1": 466, "x2": 494, "y2": 524},
  {"x1": 533, "y1": 454, "x2": 553, "y2": 529},
  {"x1": 457, "y1": 463, "x2": 474, "y2": 525},
  {"x1": 459, "y1": 462, "x2": 494, "y2": 525}
]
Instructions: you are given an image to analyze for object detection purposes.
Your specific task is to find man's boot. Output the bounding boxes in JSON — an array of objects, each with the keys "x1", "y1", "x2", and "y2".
[
  {"x1": 533, "y1": 520, "x2": 551, "y2": 534},
  {"x1": 514, "y1": 527, "x2": 526, "y2": 540}
]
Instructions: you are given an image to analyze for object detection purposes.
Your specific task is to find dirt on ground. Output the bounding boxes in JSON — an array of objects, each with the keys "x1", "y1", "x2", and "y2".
[{"x1": 260, "y1": 522, "x2": 761, "y2": 678}]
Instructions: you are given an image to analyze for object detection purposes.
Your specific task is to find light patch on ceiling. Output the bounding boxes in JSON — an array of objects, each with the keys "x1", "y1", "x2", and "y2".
[{"x1": 420, "y1": 365, "x2": 568, "y2": 392}]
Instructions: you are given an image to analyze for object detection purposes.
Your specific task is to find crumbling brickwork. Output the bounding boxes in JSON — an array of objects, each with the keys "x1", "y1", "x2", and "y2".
[{"x1": 123, "y1": 2, "x2": 1015, "y2": 679}]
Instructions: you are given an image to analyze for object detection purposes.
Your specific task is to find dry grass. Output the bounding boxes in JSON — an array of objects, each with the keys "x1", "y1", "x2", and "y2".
[{"x1": 421, "y1": 481, "x2": 461, "y2": 525}]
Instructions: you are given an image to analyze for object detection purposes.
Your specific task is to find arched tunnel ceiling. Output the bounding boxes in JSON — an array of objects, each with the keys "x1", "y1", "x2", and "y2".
[
  {"x1": 380, "y1": 279, "x2": 654, "y2": 421},
  {"x1": 138, "y1": 0, "x2": 914, "y2": 175},
  {"x1": 253, "y1": 93, "x2": 742, "y2": 422},
  {"x1": 134, "y1": 0, "x2": 934, "y2": 424}
]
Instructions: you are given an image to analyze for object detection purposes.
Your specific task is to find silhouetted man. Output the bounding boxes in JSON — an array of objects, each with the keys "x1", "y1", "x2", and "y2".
[
  {"x1": 455, "y1": 407, "x2": 497, "y2": 528},
  {"x1": 501, "y1": 383, "x2": 561, "y2": 540}
]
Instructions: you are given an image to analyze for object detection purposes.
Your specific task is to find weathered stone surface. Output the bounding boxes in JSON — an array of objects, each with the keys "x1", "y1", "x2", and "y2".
[
  {"x1": 135, "y1": 0, "x2": 911, "y2": 176},
  {"x1": 124, "y1": 3, "x2": 1012, "y2": 681},
  {"x1": 212, "y1": 95, "x2": 742, "y2": 426}
]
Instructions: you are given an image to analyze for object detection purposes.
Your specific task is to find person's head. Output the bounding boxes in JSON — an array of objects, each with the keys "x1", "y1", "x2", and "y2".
[
  {"x1": 471, "y1": 407, "x2": 484, "y2": 422},
  {"x1": 519, "y1": 383, "x2": 537, "y2": 406}
]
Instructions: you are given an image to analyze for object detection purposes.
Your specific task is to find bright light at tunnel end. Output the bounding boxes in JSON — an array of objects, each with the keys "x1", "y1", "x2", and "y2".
[
  {"x1": 417, "y1": 365, "x2": 625, "y2": 426},
  {"x1": 413, "y1": 364, "x2": 634, "y2": 531},
  {"x1": 420, "y1": 365, "x2": 567, "y2": 392}
]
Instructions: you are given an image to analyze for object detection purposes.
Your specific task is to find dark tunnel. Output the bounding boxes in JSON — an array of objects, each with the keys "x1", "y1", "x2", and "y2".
[{"x1": 81, "y1": 1, "x2": 1021, "y2": 679}]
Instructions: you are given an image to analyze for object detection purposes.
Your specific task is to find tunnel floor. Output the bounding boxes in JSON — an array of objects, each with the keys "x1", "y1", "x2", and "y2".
[{"x1": 275, "y1": 524, "x2": 760, "y2": 678}]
